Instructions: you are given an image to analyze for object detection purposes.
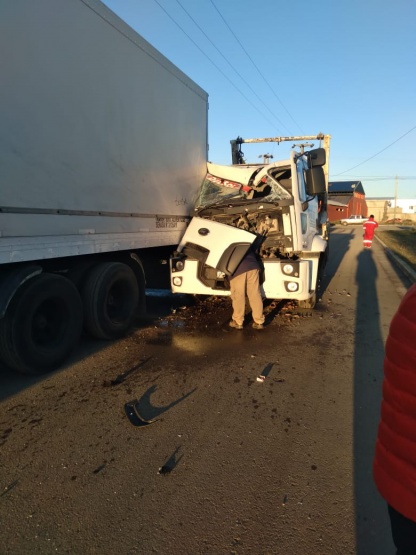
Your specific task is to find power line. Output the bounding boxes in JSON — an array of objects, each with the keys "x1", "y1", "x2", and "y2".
[
  {"x1": 151, "y1": 0, "x2": 283, "y2": 131},
  {"x1": 209, "y1": 0, "x2": 304, "y2": 135},
  {"x1": 332, "y1": 176, "x2": 416, "y2": 181},
  {"x1": 333, "y1": 125, "x2": 416, "y2": 176},
  {"x1": 174, "y1": 0, "x2": 290, "y2": 133}
]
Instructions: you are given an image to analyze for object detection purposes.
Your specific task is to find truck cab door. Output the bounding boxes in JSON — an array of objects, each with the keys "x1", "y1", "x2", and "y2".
[{"x1": 295, "y1": 158, "x2": 319, "y2": 250}]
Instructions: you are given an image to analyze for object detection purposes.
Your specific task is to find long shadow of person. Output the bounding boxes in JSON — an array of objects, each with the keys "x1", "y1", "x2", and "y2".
[{"x1": 353, "y1": 249, "x2": 395, "y2": 554}]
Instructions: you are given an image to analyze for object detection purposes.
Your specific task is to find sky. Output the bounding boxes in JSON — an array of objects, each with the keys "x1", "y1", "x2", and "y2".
[{"x1": 101, "y1": 0, "x2": 416, "y2": 199}]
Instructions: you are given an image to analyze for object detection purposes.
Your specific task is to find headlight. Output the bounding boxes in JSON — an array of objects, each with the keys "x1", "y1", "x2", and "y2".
[
  {"x1": 175, "y1": 260, "x2": 184, "y2": 271},
  {"x1": 282, "y1": 261, "x2": 299, "y2": 277},
  {"x1": 286, "y1": 281, "x2": 298, "y2": 292},
  {"x1": 282, "y1": 263, "x2": 294, "y2": 275},
  {"x1": 173, "y1": 276, "x2": 182, "y2": 286}
]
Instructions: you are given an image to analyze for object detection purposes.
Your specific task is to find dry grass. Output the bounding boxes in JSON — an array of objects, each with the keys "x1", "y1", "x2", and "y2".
[{"x1": 376, "y1": 228, "x2": 416, "y2": 273}]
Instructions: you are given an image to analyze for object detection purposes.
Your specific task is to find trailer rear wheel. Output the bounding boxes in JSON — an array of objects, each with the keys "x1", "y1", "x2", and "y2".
[
  {"x1": 82, "y1": 262, "x2": 139, "y2": 340},
  {"x1": 0, "y1": 273, "x2": 83, "y2": 374}
]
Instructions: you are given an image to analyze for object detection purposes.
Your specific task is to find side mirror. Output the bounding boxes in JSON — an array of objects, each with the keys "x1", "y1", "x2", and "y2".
[
  {"x1": 307, "y1": 148, "x2": 326, "y2": 168},
  {"x1": 305, "y1": 167, "x2": 326, "y2": 195}
]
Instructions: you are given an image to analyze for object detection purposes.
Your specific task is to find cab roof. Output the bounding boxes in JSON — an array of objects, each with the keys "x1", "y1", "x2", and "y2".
[{"x1": 207, "y1": 156, "x2": 293, "y2": 186}]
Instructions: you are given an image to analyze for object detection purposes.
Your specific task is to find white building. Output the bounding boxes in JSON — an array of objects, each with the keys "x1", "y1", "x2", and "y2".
[
  {"x1": 389, "y1": 199, "x2": 416, "y2": 213},
  {"x1": 366, "y1": 198, "x2": 416, "y2": 222}
]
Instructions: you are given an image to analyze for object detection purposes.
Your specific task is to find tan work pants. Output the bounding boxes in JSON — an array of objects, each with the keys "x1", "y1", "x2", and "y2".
[{"x1": 230, "y1": 269, "x2": 265, "y2": 326}]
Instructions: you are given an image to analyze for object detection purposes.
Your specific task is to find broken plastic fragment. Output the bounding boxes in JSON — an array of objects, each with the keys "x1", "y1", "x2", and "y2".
[
  {"x1": 93, "y1": 464, "x2": 106, "y2": 474},
  {"x1": 1, "y1": 479, "x2": 19, "y2": 497},
  {"x1": 124, "y1": 402, "x2": 157, "y2": 427},
  {"x1": 158, "y1": 446, "x2": 182, "y2": 475},
  {"x1": 158, "y1": 465, "x2": 173, "y2": 475},
  {"x1": 103, "y1": 357, "x2": 152, "y2": 386}
]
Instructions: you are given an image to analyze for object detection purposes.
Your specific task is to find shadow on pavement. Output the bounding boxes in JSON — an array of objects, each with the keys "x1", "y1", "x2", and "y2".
[
  {"x1": 0, "y1": 290, "x2": 193, "y2": 403},
  {"x1": 353, "y1": 248, "x2": 406, "y2": 554}
]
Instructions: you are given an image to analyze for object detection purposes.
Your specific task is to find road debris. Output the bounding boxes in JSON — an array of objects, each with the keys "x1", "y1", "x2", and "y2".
[
  {"x1": 158, "y1": 447, "x2": 182, "y2": 476},
  {"x1": 158, "y1": 464, "x2": 173, "y2": 475},
  {"x1": 93, "y1": 464, "x2": 106, "y2": 475},
  {"x1": 103, "y1": 357, "x2": 152, "y2": 387},
  {"x1": 257, "y1": 362, "x2": 274, "y2": 382},
  {"x1": 124, "y1": 401, "x2": 157, "y2": 427},
  {"x1": 1, "y1": 479, "x2": 18, "y2": 497}
]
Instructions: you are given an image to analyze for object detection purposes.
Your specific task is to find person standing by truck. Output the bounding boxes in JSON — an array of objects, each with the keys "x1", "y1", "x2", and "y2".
[
  {"x1": 373, "y1": 284, "x2": 416, "y2": 554},
  {"x1": 363, "y1": 215, "x2": 378, "y2": 248},
  {"x1": 228, "y1": 247, "x2": 265, "y2": 330}
]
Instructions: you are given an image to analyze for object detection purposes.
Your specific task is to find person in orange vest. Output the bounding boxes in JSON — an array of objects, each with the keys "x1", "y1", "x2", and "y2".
[
  {"x1": 363, "y1": 214, "x2": 379, "y2": 248},
  {"x1": 373, "y1": 284, "x2": 416, "y2": 554}
]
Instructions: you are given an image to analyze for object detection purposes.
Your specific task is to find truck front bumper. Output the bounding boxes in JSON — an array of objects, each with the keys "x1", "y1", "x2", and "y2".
[{"x1": 170, "y1": 257, "x2": 314, "y2": 301}]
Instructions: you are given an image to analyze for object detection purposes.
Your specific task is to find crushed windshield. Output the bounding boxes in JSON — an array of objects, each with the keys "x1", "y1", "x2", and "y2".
[
  {"x1": 251, "y1": 174, "x2": 292, "y2": 201},
  {"x1": 196, "y1": 171, "x2": 293, "y2": 209},
  {"x1": 195, "y1": 173, "x2": 249, "y2": 209}
]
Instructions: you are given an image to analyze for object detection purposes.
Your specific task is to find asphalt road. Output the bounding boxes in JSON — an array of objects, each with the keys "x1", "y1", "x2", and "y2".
[{"x1": 0, "y1": 226, "x2": 412, "y2": 555}]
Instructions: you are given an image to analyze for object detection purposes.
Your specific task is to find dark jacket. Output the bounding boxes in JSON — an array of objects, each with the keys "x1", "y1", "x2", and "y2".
[
  {"x1": 373, "y1": 283, "x2": 416, "y2": 521},
  {"x1": 230, "y1": 249, "x2": 260, "y2": 279}
]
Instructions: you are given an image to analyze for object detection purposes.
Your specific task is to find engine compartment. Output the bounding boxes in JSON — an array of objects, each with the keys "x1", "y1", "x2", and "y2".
[{"x1": 194, "y1": 165, "x2": 296, "y2": 260}]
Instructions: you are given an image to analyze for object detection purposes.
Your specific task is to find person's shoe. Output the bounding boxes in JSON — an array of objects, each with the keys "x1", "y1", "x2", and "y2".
[
  {"x1": 229, "y1": 320, "x2": 243, "y2": 330},
  {"x1": 252, "y1": 322, "x2": 264, "y2": 329}
]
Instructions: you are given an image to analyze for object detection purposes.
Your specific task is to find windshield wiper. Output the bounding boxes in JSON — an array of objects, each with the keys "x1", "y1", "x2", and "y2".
[{"x1": 196, "y1": 194, "x2": 245, "y2": 212}]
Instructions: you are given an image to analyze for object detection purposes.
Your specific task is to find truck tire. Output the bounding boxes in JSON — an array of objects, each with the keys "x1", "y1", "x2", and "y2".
[
  {"x1": 81, "y1": 262, "x2": 139, "y2": 340},
  {"x1": 296, "y1": 252, "x2": 325, "y2": 314},
  {"x1": 297, "y1": 291, "x2": 316, "y2": 314},
  {"x1": 0, "y1": 273, "x2": 83, "y2": 374}
]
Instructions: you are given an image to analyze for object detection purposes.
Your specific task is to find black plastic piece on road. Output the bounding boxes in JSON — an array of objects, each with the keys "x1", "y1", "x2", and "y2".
[
  {"x1": 158, "y1": 465, "x2": 173, "y2": 475},
  {"x1": 93, "y1": 464, "x2": 106, "y2": 474},
  {"x1": 158, "y1": 446, "x2": 183, "y2": 476},
  {"x1": 103, "y1": 357, "x2": 152, "y2": 387},
  {"x1": 1, "y1": 479, "x2": 18, "y2": 497},
  {"x1": 124, "y1": 401, "x2": 157, "y2": 427}
]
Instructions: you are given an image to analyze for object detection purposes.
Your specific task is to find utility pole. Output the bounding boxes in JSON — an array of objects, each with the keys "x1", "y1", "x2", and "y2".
[
  {"x1": 259, "y1": 153, "x2": 273, "y2": 164},
  {"x1": 292, "y1": 143, "x2": 314, "y2": 155},
  {"x1": 393, "y1": 175, "x2": 398, "y2": 222}
]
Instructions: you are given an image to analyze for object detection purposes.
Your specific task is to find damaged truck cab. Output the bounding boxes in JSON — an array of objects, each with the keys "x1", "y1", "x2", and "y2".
[{"x1": 171, "y1": 140, "x2": 329, "y2": 310}]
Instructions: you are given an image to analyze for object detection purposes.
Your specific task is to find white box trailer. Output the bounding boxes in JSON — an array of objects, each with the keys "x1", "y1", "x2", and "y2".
[{"x1": 0, "y1": 0, "x2": 208, "y2": 373}]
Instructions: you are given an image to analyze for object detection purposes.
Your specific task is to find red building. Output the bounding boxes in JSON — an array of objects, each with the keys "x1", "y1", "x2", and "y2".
[{"x1": 327, "y1": 181, "x2": 367, "y2": 222}]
